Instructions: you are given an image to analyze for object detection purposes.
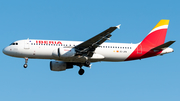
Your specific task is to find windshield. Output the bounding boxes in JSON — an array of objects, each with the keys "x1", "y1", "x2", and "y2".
[{"x1": 10, "y1": 42, "x2": 18, "y2": 45}]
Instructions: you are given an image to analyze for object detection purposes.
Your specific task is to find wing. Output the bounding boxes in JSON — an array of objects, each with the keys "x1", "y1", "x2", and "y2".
[{"x1": 75, "y1": 25, "x2": 120, "y2": 57}]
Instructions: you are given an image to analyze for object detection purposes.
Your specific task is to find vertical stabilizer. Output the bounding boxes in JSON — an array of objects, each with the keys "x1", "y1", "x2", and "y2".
[
  {"x1": 141, "y1": 19, "x2": 169, "y2": 48},
  {"x1": 125, "y1": 19, "x2": 170, "y2": 61}
]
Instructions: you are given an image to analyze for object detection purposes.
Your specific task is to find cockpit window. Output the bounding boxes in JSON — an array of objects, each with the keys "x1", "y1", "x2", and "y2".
[{"x1": 10, "y1": 43, "x2": 18, "y2": 45}]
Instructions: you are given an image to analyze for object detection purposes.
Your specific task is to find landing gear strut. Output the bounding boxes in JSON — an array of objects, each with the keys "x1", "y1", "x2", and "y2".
[{"x1": 23, "y1": 57, "x2": 28, "y2": 68}]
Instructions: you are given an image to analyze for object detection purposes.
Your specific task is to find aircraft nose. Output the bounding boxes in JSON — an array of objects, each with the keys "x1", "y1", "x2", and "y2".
[
  {"x1": 2, "y1": 47, "x2": 10, "y2": 55},
  {"x1": 3, "y1": 47, "x2": 7, "y2": 54}
]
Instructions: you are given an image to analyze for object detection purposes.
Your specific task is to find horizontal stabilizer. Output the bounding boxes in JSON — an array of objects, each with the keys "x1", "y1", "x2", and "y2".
[{"x1": 151, "y1": 41, "x2": 175, "y2": 50}]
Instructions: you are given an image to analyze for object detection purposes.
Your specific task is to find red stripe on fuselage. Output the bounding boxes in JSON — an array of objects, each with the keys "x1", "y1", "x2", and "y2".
[{"x1": 125, "y1": 29, "x2": 167, "y2": 61}]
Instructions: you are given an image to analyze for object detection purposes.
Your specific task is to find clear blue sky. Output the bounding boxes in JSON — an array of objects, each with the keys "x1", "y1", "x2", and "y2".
[{"x1": 0, "y1": 0, "x2": 179, "y2": 101}]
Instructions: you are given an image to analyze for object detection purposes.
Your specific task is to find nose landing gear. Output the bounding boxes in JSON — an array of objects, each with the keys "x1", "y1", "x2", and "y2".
[{"x1": 23, "y1": 57, "x2": 28, "y2": 68}]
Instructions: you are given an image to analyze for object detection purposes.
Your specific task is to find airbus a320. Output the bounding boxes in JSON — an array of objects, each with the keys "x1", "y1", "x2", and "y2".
[{"x1": 3, "y1": 19, "x2": 175, "y2": 75}]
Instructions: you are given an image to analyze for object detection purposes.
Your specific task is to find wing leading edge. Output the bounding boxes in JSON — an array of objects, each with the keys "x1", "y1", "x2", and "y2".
[{"x1": 75, "y1": 25, "x2": 120, "y2": 57}]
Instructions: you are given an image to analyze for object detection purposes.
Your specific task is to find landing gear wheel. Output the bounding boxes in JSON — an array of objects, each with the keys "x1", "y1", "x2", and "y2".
[
  {"x1": 78, "y1": 69, "x2": 85, "y2": 75},
  {"x1": 23, "y1": 57, "x2": 28, "y2": 68},
  {"x1": 84, "y1": 60, "x2": 90, "y2": 67},
  {"x1": 23, "y1": 64, "x2": 28, "y2": 68}
]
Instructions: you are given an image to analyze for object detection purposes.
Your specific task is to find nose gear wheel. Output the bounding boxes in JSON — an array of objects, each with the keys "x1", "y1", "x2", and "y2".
[{"x1": 23, "y1": 57, "x2": 28, "y2": 68}]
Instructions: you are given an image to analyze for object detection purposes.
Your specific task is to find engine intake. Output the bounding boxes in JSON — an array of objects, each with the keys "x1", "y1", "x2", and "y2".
[{"x1": 50, "y1": 61, "x2": 73, "y2": 71}]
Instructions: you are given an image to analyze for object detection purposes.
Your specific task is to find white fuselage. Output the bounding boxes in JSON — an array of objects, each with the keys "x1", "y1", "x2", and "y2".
[
  {"x1": 3, "y1": 39, "x2": 173, "y2": 63},
  {"x1": 3, "y1": 39, "x2": 139, "y2": 63}
]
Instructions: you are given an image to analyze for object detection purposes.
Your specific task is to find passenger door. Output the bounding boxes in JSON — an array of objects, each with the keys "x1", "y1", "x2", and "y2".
[{"x1": 24, "y1": 39, "x2": 30, "y2": 49}]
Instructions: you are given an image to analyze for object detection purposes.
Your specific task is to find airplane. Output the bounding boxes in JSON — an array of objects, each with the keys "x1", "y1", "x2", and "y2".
[{"x1": 3, "y1": 19, "x2": 175, "y2": 75}]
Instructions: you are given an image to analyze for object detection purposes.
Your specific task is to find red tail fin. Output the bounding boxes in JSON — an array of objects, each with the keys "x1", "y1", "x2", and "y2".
[
  {"x1": 141, "y1": 19, "x2": 169, "y2": 48},
  {"x1": 125, "y1": 19, "x2": 170, "y2": 61}
]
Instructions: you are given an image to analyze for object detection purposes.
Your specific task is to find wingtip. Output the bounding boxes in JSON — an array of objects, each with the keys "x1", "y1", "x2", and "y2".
[{"x1": 116, "y1": 24, "x2": 121, "y2": 29}]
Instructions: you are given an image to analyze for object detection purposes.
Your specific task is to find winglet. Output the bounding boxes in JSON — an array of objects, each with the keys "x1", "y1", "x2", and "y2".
[{"x1": 116, "y1": 24, "x2": 121, "y2": 29}]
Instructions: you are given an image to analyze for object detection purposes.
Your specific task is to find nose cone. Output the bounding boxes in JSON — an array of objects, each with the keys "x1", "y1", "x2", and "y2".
[
  {"x1": 3, "y1": 46, "x2": 20, "y2": 57},
  {"x1": 2, "y1": 46, "x2": 13, "y2": 56},
  {"x1": 2, "y1": 47, "x2": 9, "y2": 55}
]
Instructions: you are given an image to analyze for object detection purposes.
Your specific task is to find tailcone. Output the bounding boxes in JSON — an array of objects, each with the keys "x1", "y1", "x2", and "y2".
[{"x1": 159, "y1": 48, "x2": 174, "y2": 55}]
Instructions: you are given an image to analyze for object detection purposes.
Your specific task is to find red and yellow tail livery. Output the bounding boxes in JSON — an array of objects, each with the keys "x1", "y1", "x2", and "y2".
[{"x1": 126, "y1": 19, "x2": 174, "y2": 61}]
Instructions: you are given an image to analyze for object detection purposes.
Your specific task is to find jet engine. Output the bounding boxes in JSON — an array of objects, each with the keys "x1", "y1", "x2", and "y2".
[
  {"x1": 50, "y1": 61, "x2": 73, "y2": 71},
  {"x1": 52, "y1": 48, "x2": 76, "y2": 58}
]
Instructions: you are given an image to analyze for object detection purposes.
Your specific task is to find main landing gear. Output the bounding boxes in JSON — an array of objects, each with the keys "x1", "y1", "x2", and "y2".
[
  {"x1": 78, "y1": 60, "x2": 91, "y2": 75},
  {"x1": 78, "y1": 66, "x2": 84, "y2": 75},
  {"x1": 23, "y1": 57, "x2": 28, "y2": 68}
]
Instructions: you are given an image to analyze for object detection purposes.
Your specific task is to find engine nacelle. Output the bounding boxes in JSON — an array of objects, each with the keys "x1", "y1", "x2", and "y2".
[
  {"x1": 52, "y1": 48, "x2": 76, "y2": 58},
  {"x1": 50, "y1": 61, "x2": 73, "y2": 71}
]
